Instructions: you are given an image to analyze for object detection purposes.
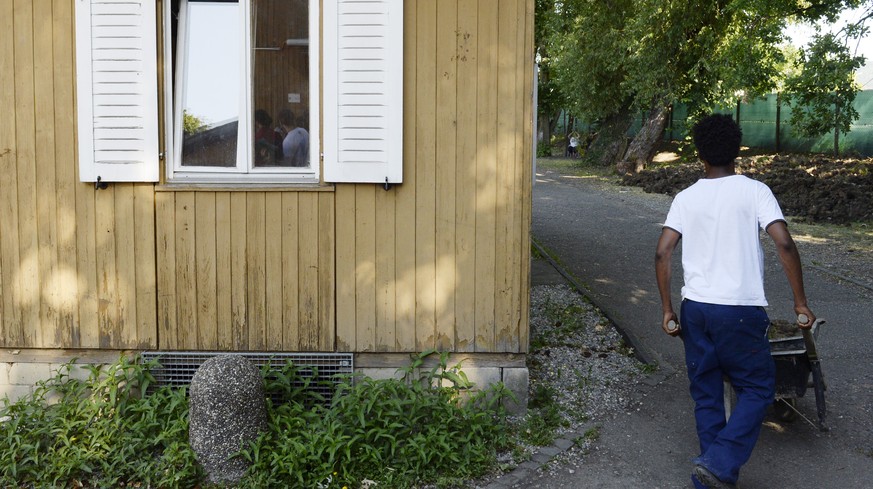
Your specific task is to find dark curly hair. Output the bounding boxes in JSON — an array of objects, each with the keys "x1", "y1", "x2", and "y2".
[{"x1": 691, "y1": 113, "x2": 742, "y2": 167}]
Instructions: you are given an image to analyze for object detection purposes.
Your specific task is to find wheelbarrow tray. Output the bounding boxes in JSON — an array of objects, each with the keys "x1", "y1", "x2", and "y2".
[
  {"x1": 768, "y1": 321, "x2": 828, "y2": 431},
  {"x1": 769, "y1": 321, "x2": 820, "y2": 399}
]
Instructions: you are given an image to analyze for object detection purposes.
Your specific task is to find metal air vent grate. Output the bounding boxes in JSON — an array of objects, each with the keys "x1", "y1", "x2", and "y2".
[{"x1": 140, "y1": 352, "x2": 354, "y2": 405}]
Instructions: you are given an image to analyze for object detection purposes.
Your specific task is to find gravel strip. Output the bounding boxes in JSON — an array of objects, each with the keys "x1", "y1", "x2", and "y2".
[{"x1": 470, "y1": 283, "x2": 650, "y2": 488}]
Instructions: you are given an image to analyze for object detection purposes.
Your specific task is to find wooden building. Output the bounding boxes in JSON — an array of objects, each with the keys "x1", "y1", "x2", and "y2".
[{"x1": 0, "y1": 0, "x2": 534, "y2": 404}]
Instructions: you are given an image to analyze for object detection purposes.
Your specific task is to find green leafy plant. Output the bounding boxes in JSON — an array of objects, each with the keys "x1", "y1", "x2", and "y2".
[
  {"x1": 182, "y1": 110, "x2": 208, "y2": 135},
  {"x1": 0, "y1": 356, "x2": 202, "y2": 488},
  {"x1": 1, "y1": 353, "x2": 515, "y2": 488},
  {"x1": 520, "y1": 383, "x2": 564, "y2": 446},
  {"x1": 237, "y1": 351, "x2": 513, "y2": 489}
]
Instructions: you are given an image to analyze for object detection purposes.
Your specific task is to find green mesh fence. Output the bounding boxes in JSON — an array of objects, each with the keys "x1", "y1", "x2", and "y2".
[{"x1": 555, "y1": 89, "x2": 873, "y2": 157}]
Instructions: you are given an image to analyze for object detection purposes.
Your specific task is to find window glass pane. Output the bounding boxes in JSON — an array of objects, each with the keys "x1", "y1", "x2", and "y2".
[
  {"x1": 252, "y1": 0, "x2": 310, "y2": 167},
  {"x1": 180, "y1": 1, "x2": 241, "y2": 167}
]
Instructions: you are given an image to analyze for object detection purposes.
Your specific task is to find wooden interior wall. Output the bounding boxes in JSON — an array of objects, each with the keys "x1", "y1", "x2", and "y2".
[
  {"x1": 253, "y1": 0, "x2": 310, "y2": 129},
  {"x1": 155, "y1": 190, "x2": 335, "y2": 351},
  {"x1": 0, "y1": 0, "x2": 157, "y2": 349},
  {"x1": 335, "y1": 0, "x2": 534, "y2": 354}
]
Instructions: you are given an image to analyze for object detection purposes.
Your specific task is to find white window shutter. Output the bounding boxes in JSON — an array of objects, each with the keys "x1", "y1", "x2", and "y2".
[
  {"x1": 324, "y1": 0, "x2": 403, "y2": 184},
  {"x1": 75, "y1": 0, "x2": 159, "y2": 183}
]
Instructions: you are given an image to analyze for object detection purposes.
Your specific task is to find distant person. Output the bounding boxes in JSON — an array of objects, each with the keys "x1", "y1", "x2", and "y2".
[
  {"x1": 282, "y1": 114, "x2": 310, "y2": 167},
  {"x1": 654, "y1": 113, "x2": 815, "y2": 489},
  {"x1": 254, "y1": 109, "x2": 282, "y2": 166},
  {"x1": 567, "y1": 132, "x2": 580, "y2": 158}
]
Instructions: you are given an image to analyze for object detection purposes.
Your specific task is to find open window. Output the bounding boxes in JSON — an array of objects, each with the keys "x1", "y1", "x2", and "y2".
[
  {"x1": 76, "y1": 0, "x2": 402, "y2": 185},
  {"x1": 166, "y1": 0, "x2": 319, "y2": 183}
]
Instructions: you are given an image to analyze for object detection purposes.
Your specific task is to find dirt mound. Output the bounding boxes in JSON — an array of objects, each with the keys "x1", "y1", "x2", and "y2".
[{"x1": 621, "y1": 155, "x2": 873, "y2": 224}]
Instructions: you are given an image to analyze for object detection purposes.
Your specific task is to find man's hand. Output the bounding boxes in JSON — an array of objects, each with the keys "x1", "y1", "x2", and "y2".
[
  {"x1": 796, "y1": 306, "x2": 816, "y2": 330},
  {"x1": 662, "y1": 311, "x2": 680, "y2": 337}
]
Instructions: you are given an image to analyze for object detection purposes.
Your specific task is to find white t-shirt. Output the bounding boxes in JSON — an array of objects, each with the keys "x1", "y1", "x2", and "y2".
[
  {"x1": 282, "y1": 127, "x2": 310, "y2": 167},
  {"x1": 663, "y1": 175, "x2": 785, "y2": 306}
]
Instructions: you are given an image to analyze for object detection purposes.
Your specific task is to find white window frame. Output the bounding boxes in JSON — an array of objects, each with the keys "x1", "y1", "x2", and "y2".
[{"x1": 163, "y1": 0, "x2": 320, "y2": 184}]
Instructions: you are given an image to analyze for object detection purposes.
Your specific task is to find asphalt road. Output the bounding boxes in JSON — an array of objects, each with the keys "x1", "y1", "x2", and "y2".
[{"x1": 525, "y1": 166, "x2": 873, "y2": 488}]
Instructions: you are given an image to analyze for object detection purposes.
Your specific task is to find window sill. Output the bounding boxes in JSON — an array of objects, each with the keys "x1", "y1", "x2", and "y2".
[{"x1": 154, "y1": 182, "x2": 335, "y2": 192}]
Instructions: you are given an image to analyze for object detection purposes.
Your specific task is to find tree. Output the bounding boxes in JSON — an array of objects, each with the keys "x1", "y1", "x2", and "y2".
[
  {"x1": 183, "y1": 110, "x2": 208, "y2": 135},
  {"x1": 784, "y1": 29, "x2": 867, "y2": 156},
  {"x1": 535, "y1": 0, "x2": 571, "y2": 153},
  {"x1": 536, "y1": 0, "x2": 869, "y2": 171}
]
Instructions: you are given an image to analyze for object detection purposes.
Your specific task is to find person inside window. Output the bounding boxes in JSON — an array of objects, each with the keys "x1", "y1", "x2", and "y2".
[
  {"x1": 254, "y1": 109, "x2": 282, "y2": 166},
  {"x1": 281, "y1": 112, "x2": 310, "y2": 167}
]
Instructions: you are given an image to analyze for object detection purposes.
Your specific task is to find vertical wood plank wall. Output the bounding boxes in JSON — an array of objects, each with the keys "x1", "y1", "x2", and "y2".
[
  {"x1": 1, "y1": 0, "x2": 533, "y2": 355},
  {"x1": 0, "y1": 0, "x2": 156, "y2": 349},
  {"x1": 334, "y1": 0, "x2": 534, "y2": 354},
  {"x1": 155, "y1": 190, "x2": 335, "y2": 351}
]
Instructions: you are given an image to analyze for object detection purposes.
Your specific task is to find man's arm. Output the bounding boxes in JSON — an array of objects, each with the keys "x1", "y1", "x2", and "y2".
[
  {"x1": 766, "y1": 221, "x2": 816, "y2": 328},
  {"x1": 655, "y1": 227, "x2": 682, "y2": 336}
]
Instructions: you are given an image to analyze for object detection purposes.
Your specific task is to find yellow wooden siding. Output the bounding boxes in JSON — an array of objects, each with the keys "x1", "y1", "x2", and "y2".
[
  {"x1": 0, "y1": 0, "x2": 157, "y2": 349},
  {"x1": 2, "y1": 0, "x2": 532, "y2": 356},
  {"x1": 335, "y1": 0, "x2": 533, "y2": 354},
  {"x1": 155, "y1": 191, "x2": 335, "y2": 351}
]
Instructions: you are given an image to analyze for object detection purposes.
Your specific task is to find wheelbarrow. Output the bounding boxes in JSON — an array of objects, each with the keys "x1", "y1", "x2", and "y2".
[{"x1": 768, "y1": 317, "x2": 828, "y2": 431}]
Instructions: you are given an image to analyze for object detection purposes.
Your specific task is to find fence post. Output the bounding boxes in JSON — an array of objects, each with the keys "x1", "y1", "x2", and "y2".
[
  {"x1": 667, "y1": 105, "x2": 674, "y2": 141},
  {"x1": 776, "y1": 93, "x2": 781, "y2": 153},
  {"x1": 735, "y1": 99, "x2": 741, "y2": 126}
]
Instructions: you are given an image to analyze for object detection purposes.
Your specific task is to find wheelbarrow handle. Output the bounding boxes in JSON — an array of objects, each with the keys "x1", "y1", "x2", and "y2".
[{"x1": 798, "y1": 317, "x2": 825, "y2": 362}]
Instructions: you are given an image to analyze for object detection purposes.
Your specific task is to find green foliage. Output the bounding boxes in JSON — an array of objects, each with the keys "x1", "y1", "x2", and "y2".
[
  {"x1": 237, "y1": 351, "x2": 512, "y2": 489},
  {"x1": 0, "y1": 353, "x2": 516, "y2": 488},
  {"x1": 535, "y1": 0, "x2": 870, "y2": 163},
  {"x1": 520, "y1": 383, "x2": 564, "y2": 446},
  {"x1": 183, "y1": 110, "x2": 208, "y2": 135},
  {"x1": 0, "y1": 356, "x2": 202, "y2": 488},
  {"x1": 784, "y1": 32, "x2": 865, "y2": 140}
]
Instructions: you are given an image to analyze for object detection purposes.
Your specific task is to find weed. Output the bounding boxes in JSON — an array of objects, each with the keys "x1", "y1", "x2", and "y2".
[
  {"x1": 583, "y1": 426, "x2": 601, "y2": 441},
  {"x1": 0, "y1": 352, "x2": 514, "y2": 489},
  {"x1": 237, "y1": 350, "x2": 512, "y2": 488},
  {"x1": 638, "y1": 363, "x2": 659, "y2": 375},
  {"x1": 0, "y1": 356, "x2": 202, "y2": 488}
]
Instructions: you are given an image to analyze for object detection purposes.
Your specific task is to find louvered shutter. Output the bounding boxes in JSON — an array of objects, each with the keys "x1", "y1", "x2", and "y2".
[
  {"x1": 323, "y1": 0, "x2": 403, "y2": 184},
  {"x1": 75, "y1": 0, "x2": 159, "y2": 182}
]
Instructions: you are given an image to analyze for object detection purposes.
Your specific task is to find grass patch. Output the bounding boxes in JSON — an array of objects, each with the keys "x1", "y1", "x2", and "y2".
[
  {"x1": 536, "y1": 156, "x2": 618, "y2": 181},
  {"x1": 787, "y1": 220, "x2": 873, "y2": 255}
]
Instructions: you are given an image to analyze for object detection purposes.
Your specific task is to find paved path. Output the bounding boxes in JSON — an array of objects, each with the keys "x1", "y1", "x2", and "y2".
[{"x1": 519, "y1": 167, "x2": 873, "y2": 488}]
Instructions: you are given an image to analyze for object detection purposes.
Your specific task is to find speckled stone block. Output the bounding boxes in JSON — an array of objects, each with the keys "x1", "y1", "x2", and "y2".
[{"x1": 189, "y1": 355, "x2": 267, "y2": 484}]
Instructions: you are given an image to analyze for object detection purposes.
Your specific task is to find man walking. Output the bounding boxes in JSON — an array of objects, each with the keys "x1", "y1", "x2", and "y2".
[{"x1": 654, "y1": 113, "x2": 815, "y2": 488}]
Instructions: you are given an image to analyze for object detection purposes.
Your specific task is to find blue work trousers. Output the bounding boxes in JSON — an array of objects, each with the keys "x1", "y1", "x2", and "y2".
[{"x1": 680, "y1": 299, "x2": 775, "y2": 487}]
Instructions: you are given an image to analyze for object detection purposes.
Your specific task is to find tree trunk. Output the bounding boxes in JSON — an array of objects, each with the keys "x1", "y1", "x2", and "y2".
[
  {"x1": 584, "y1": 108, "x2": 634, "y2": 167},
  {"x1": 537, "y1": 111, "x2": 561, "y2": 155},
  {"x1": 619, "y1": 104, "x2": 669, "y2": 174}
]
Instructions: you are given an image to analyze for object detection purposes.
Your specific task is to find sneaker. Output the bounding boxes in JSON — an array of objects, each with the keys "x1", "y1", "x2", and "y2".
[{"x1": 693, "y1": 464, "x2": 738, "y2": 489}]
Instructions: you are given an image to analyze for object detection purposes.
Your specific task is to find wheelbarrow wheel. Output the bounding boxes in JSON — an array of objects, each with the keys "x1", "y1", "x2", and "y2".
[{"x1": 774, "y1": 398, "x2": 797, "y2": 422}]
